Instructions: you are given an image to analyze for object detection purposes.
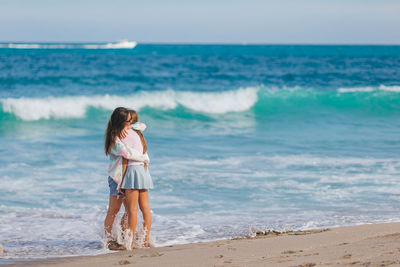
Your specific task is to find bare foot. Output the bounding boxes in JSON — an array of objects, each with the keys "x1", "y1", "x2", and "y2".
[{"x1": 107, "y1": 240, "x2": 126, "y2": 251}]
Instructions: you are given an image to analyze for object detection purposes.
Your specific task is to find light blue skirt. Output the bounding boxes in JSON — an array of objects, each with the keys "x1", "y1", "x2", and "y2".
[{"x1": 121, "y1": 165, "x2": 154, "y2": 190}]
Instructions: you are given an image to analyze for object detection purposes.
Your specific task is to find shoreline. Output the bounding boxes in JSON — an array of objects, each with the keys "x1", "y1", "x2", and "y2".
[{"x1": 6, "y1": 222, "x2": 400, "y2": 267}]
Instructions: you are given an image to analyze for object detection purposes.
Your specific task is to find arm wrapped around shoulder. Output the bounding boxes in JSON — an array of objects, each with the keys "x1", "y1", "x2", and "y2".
[
  {"x1": 132, "y1": 122, "x2": 147, "y2": 132},
  {"x1": 112, "y1": 139, "x2": 149, "y2": 163}
]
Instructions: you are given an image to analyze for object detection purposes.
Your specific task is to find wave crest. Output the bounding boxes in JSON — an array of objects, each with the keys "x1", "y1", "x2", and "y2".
[
  {"x1": 2, "y1": 85, "x2": 400, "y2": 121},
  {"x1": 337, "y1": 85, "x2": 400, "y2": 93},
  {"x1": 0, "y1": 87, "x2": 258, "y2": 121}
]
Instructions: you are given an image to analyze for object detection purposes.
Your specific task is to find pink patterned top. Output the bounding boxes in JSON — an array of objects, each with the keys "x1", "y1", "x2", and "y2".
[{"x1": 121, "y1": 129, "x2": 145, "y2": 166}]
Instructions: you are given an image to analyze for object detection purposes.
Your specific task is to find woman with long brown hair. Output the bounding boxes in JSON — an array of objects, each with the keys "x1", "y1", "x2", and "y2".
[
  {"x1": 104, "y1": 107, "x2": 149, "y2": 250},
  {"x1": 119, "y1": 109, "x2": 153, "y2": 249}
]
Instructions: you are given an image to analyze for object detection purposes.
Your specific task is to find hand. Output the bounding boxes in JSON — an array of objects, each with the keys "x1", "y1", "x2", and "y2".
[
  {"x1": 118, "y1": 188, "x2": 126, "y2": 196},
  {"x1": 120, "y1": 128, "x2": 128, "y2": 139},
  {"x1": 143, "y1": 153, "x2": 150, "y2": 164}
]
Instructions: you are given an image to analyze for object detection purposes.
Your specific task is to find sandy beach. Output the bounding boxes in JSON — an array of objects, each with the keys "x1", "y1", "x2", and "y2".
[{"x1": 7, "y1": 222, "x2": 400, "y2": 267}]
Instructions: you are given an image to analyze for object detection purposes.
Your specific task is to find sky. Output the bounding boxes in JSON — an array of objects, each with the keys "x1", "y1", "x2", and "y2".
[{"x1": 0, "y1": 0, "x2": 399, "y2": 44}]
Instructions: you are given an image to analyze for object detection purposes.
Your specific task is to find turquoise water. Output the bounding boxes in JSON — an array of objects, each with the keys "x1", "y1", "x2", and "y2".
[{"x1": 0, "y1": 44, "x2": 400, "y2": 263}]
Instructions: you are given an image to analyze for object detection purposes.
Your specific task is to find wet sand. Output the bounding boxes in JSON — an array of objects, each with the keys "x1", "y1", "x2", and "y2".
[{"x1": 7, "y1": 222, "x2": 400, "y2": 267}]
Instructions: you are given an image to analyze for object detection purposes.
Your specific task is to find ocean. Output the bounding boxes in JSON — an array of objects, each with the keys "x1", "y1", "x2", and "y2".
[{"x1": 0, "y1": 43, "x2": 400, "y2": 264}]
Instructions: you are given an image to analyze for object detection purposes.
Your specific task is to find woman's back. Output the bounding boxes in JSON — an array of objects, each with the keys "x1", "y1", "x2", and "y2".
[{"x1": 121, "y1": 129, "x2": 144, "y2": 165}]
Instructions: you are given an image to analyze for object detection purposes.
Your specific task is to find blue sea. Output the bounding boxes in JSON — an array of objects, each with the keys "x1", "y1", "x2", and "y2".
[{"x1": 1, "y1": 42, "x2": 400, "y2": 263}]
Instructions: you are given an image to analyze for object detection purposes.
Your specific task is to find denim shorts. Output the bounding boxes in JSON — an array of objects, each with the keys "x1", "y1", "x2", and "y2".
[{"x1": 108, "y1": 177, "x2": 124, "y2": 197}]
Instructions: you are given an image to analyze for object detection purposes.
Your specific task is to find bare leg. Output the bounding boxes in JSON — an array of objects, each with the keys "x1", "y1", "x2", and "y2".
[
  {"x1": 139, "y1": 189, "x2": 152, "y2": 247},
  {"x1": 104, "y1": 195, "x2": 124, "y2": 250},
  {"x1": 125, "y1": 189, "x2": 140, "y2": 249},
  {"x1": 120, "y1": 205, "x2": 128, "y2": 231},
  {"x1": 120, "y1": 201, "x2": 128, "y2": 242},
  {"x1": 120, "y1": 159, "x2": 129, "y2": 233}
]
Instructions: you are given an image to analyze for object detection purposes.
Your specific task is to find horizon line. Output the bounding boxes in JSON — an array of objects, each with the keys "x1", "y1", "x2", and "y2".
[{"x1": 1, "y1": 40, "x2": 400, "y2": 46}]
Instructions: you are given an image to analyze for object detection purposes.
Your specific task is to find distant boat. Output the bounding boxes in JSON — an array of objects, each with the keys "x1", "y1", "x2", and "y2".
[
  {"x1": 83, "y1": 40, "x2": 137, "y2": 49},
  {"x1": 103, "y1": 40, "x2": 137, "y2": 49}
]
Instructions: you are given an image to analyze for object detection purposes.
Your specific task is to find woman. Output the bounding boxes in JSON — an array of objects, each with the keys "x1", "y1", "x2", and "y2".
[
  {"x1": 104, "y1": 107, "x2": 149, "y2": 250},
  {"x1": 120, "y1": 109, "x2": 153, "y2": 249}
]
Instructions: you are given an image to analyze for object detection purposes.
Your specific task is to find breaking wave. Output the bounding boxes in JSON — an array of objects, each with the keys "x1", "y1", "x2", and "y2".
[
  {"x1": 337, "y1": 85, "x2": 400, "y2": 93},
  {"x1": 1, "y1": 86, "x2": 400, "y2": 121},
  {"x1": 0, "y1": 87, "x2": 258, "y2": 121}
]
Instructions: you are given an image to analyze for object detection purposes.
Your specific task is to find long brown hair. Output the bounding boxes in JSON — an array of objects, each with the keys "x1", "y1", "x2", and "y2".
[
  {"x1": 104, "y1": 107, "x2": 130, "y2": 155},
  {"x1": 129, "y1": 109, "x2": 147, "y2": 154}
]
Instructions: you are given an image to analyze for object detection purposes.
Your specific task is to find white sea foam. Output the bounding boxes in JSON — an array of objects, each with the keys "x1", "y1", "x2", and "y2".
[
  {"x1": 1, "y1": 149, "x2": 400, "y2": 261},
  {"x1": 0, "y1": 87, "x2": 258, "y2": 120},
  {"x1": 337, "y1": 85, "x2": 400, "y2": 93},
  {"x1": 0, "y1": 40, "x2": 137, "y2": 49},
  {"x1": 4, "y1": 44, "x2": 43, "y2": 49}
]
